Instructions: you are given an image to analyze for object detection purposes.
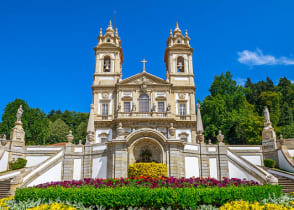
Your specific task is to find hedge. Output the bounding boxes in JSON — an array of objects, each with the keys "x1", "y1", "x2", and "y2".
[
  {"x1": 128, "y1": 162, "x2": 167, "y2": 178},
  {"x1": 9, "y1": 158, "x2": 27, "y2": 170},
  {"x1": 15, "y1": 185, "x2": 281, "y2": 208},
  {"x1": 264, "y1": 159, "x2": 276, "y2": 168}
]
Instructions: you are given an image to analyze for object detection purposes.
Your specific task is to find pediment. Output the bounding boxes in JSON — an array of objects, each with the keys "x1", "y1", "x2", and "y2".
[{"x1": 119, "y1": 72, "x2": 169, "y2": 85}]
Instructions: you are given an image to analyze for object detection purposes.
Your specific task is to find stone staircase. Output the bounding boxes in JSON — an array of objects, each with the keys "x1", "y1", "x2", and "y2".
[
  {"x1": 0, "y1": 179, "x2": 11, "y2": 199},
  {"x1": 275, "y1": 174, "x2": 294, "y2": 193}
]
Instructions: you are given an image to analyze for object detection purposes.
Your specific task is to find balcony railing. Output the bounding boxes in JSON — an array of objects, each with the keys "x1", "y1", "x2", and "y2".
[{"x1": 117, "y1": 112, "x2": 170, "y2": 118}]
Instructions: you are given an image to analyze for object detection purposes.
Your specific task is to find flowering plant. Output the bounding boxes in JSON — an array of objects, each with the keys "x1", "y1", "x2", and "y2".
[{"x1": 34, "y1": 176, "x2": 259, "y2": 189}]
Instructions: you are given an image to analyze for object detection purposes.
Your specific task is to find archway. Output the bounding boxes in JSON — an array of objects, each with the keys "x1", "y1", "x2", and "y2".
[{"x1": 127, "y1": 128, "x2": 167, "y2": 165}]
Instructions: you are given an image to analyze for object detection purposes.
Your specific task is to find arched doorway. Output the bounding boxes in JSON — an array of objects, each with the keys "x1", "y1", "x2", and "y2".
[
  {"x1": 129, "y1": 138, "x2": 164, "y2": 164},
  {"x1": 127, "y1": 128, "x2": 167, "y2": 165}
]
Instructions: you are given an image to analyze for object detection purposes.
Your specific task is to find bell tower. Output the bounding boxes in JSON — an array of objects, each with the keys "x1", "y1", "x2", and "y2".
[
  {"x1": 93, "y1": 21, "x2": 123, "y2": 87},
  {"x1": 164, "y1": 23, "x2": 195, "y2": 87}
]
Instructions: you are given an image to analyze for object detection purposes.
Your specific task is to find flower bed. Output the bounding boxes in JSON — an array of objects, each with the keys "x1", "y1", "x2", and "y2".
[
  {"x1": 15, "y1": 185, "x2": 281, "y2": 208},
  {"x1": 33, "y1": 176, "x2": 260, "y2": 189},
  {"x1": 128, "y1": 163, "x2": 167, "y2": 178}
]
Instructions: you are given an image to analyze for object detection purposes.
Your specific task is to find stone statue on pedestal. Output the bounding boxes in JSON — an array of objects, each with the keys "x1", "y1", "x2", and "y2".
[{"x1": 16, "y1": 105, "x2": 23, "y2": 123}]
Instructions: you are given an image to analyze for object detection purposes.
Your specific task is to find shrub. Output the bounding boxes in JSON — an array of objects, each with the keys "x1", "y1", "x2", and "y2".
[
  {"x1": 15, "y1": 185, "x2": 281, "y2": 208},
  {"x1": 128, "y1": 162, "x2": 167, "y2": 178},
  {"x1": 264, "y1": 159, "x2": 276, "y2": 168},
  {"x1": 9, "y1": 158, "x2": 27, "y2": 170}
]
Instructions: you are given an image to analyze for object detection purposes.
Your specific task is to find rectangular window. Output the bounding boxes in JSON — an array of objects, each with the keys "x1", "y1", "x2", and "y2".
[
  {"x1": 158, "y1": 102, "x2": 165, "y2": 112},
  {"x1": 102, "y1": 104, "x2": 108, "y2": 116},
  {"x1": 101, "y1": 137, "x2": 108, "y2": 143},
  {"x1": 179, "y1": 104, "x2": 186, "y2": 116},
  {"x1": 180, "y1": 136, "x2": 188, "y2": 142},
  {"x1": 124, "y1": 102, "x2": 131, "y2": 112}
]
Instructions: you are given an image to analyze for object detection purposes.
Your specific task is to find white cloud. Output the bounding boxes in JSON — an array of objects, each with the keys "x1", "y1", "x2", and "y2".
[
  {"x1": 291, "y1": 80, "x2": 294, "y2": 84},
  {"x1": 238, "y1": 49, "x2": 294, "y2": 66},
  {"x1": 235, "y1": 78, "x2": 246, "y2": 86}
]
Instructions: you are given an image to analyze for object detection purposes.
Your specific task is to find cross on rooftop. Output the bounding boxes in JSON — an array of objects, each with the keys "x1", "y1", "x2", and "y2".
[{"x1": 140, "y1": 59, "x2": 148, "y2": 72}]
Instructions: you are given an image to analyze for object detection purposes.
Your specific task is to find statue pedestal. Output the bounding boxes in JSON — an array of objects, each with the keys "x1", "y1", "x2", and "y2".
[
  {"x1": 262, "y1": 123, "x2": 277, "y2": 151},
  {"x1": 10, "y1": 121, "x2": 25, "y2": 147}
]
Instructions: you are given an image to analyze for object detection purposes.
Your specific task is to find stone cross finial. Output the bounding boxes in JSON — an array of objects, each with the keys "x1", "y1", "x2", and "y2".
[
  {"x1": 217, "y1": 130, "x2": 224, "y2": 143},
  {"x1": 16, "y1": 105, "x2": 23, "y2": 122},
  {"x1": 66, "y1": 130, "x2": 74, "y2": 144},
  {"x1": 140, "y1": 59, "x2": 148, "y2": 72}
]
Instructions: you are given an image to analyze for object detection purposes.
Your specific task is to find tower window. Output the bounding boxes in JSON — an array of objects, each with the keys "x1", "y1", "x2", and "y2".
[
  {"x1": 158, "y1": 102, "x2": 165, "y2": 113},
  {"x1": 106, "y1": 38, "x2": 111, "y2": 42},
  {"x1": 102, "y1": 104, "x2": 109, "y2": 116},
  {"x1": 179, "y1": 103, "x2": 186, "y2": 116},
  {"x1": 177, "y1": 57, "x2": 184, "y2": 72},
  {"x1": 124, "y1": 102, "x2": 131, "y2": 112},
  {"x1": 139, "y1": 94, "x2": 149, "y2": 112},
  {"x1": 103, "y1": 56, "x2": 111, "y2": 72}
]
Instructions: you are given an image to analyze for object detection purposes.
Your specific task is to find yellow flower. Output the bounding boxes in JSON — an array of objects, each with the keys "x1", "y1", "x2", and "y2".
[
  {"x1": 27, "y1": 203, "x2": 76, "y2": 210},
  {"x1": 220, "y1": 201, "x2": 293, "y2": 210},
  {"x1": 0, "y1": 196, "x2": 14, "y2": 209}
]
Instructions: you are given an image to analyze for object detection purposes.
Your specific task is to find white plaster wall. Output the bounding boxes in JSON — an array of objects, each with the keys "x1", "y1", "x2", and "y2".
[
  {"x1": 184, "y1": 145, "x2": 198, "y2": 151},
  {"x1": 27, "y1": 162, "x2": 62, "y2": 187},
  {"x1": 26, "y1": 156, "x2": 50, "y2": 167},
  {"x1": 241, "y1": 156, "x2": 262, "y2": 166},
  {"x1": 0, "y1": 151, "x2": 9, "y2": 172},
  {"x1": 175, "y1": 129, "x2": 192, "y2": 143},
  {"x1": 73, "y1": 159, "x2": 82, "y2": 180},
  {"x1": 95, "y1": 129, "x2": 113, "y2": 143},
  {"x1": 92, "y1": 156, "x2": 107, "y2": 179},
  {"x1": 228, "y1": 147, "x2": 260, "y2": 150},
  {"x1": 278, "y1": 150, "x2": 294, "y2": 173},
  {"x1": 209, "y1": 158, "x2": 217, "y2": 179},
  {"x1": 228, "y1": 161, "x2": 258, "y2": 182},
  {"x1": 185, "y1": 157, "x2": 199, "y2": 178},
  {"x1": 288, "y1": 150, "x2": 294, "y2": 157}
]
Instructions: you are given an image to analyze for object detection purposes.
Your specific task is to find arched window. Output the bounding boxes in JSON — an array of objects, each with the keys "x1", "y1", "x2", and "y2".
[
  {"x1": 139, "y1": 94, "x2": 149, "y2": 112},
  {"x1": 103, "y1": 56, "x2": 111, "y2": 72},
  {"x1": 176, "y1": 56, "x2": 184, "y2": 72}
]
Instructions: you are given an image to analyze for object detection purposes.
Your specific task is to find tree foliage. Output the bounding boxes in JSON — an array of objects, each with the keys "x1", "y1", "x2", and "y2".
[{"x1": 202, "y1": 71, "x2": 263, "y2": 144}]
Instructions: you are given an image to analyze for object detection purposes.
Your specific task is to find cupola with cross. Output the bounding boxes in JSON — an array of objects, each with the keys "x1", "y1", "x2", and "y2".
[
  {"x1": 164, "y1": 23, "x2": 195, "y2": 87},
  {"x1": 93, "y1": 20, "x2": 124, "y2": 87}
]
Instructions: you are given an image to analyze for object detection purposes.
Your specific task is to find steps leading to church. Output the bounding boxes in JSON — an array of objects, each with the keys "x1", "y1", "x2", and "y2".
[
  {"x1": 0, "y1": 179, "x2": 11, "y2": 199},
  {"x1": 266, "y1": 168, "x2": 294, "y2": 193}
]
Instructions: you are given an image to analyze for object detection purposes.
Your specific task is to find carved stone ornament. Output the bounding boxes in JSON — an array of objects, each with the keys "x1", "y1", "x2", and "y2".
[
  {"x1": 217, "y1": 130, "x2": 224, "y2": 143},
  {"x1": 168, "y1": 123, "x2": 176, "y2": 137},
  {"x1": 102, "y1": 92, "x2": 109, "y2": 99},
  {"x1": 66, "y1": 130, "x2": 74, "y2": 144},
  {"x1": 179, "y1": 93, "x2": 185, "y2": 99},
  {"x1": 116, "y1": 122, "x2": 125, "y2": 138}
]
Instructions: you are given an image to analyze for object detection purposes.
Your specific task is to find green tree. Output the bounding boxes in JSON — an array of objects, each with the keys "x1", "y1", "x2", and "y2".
[
  {"x1": 0, "y1": 99, "x2": 50, "y2": 145},
  {"x1": 202, "y1": 71, "x2": 263, "y2": 144},
  {"x1": 257, "y1": 91, "x2": 280, "y2": 126},
  {"x1": 74, "y1": 121, "x2": 88, "y2": 144},
  {"x1": 280, "y1": 123, "x2": 294, "y2": 139},
  {"x1": 47, "y1": 119, "x2": 69, "y2": 144}
]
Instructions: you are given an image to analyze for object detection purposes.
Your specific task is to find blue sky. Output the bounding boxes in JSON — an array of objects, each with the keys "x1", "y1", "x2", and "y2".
[{"x1": 0, "y1": 0, "x2": 294, "y2": 119}]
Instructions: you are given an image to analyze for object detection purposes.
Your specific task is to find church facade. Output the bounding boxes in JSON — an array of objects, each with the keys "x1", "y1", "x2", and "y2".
[
  {"x1": 85, "y1": 21, "x2": 198, "y2": 178},
  {"x1": 1, "y1": 22, "x2": 294, "y2": 191}
]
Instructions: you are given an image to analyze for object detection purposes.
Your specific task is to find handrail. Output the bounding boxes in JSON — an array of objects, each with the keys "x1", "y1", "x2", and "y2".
[
  {"x1": 227, "y1": 148, "x2": 278, "y2": 184},
  {"x1": 23, "y1": 150, "x2": 63, "y2": 183}
]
